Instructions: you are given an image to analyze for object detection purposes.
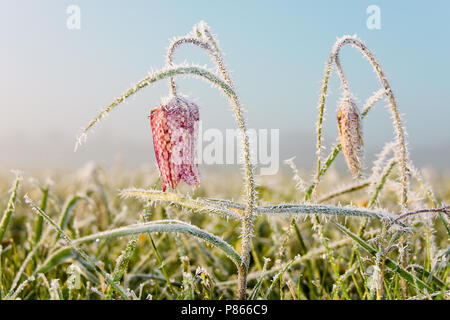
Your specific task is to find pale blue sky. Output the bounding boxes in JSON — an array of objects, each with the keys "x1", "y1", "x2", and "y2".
[{"x1": 0, "y1": 1, "x2": 449, "y2": 170}]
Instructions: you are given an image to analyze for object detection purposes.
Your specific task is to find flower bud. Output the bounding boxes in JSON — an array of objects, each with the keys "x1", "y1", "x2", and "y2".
[
  {"x1": 150, "y1": 96, "x2": 200, "y2": 191},
  {"x1": 337, "y1": 96, "x2": 364, "y2": 178}
]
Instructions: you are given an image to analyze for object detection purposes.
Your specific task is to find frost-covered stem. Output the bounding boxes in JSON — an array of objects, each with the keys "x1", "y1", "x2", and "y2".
[
  {"x1": 77, "y1": 62, "x2": 255, "y2": 299},
  {"x1": 165, "y1": 26, "x2": 255, "y2": 299},
  {"x1": 313, "y1": 52, "x2": 334, "y2": 199},
  {"x1": 407, "y1": 164, "x2": 444, "y2": 267},
  {"x1": 305, "y1": 48, "x2": 350, "y2": 295},
  {"x1": 200, "y1": 25, "x2": 235, "y2": 89},
  {"x1": 317, "y1": 180, "x2": 371, "y2": 203},
  {"x1": 407, "y1": 164, "x2": 450, "y2": 235},
  {"x1": 258, "y1": 204, "x2": 397, "y2": 221},
  {"x1": 76, "y1": 65, "x2": 236, "y2": 149},
  {"x1": 33, "y1": 186, "x2": 48, "y2": 245},
  {"x1": 24, "y1": 195, "x2": 131, "y2": 300},
  {"x1": 46, "y1": 220, "x2": 243, "y2": 267},
  {"x1": 311, "y1": 216, "x2": 350, "y2": 299},
  {"x1": 229, "y1": 90, "x2": 256, "y2": 300},
  {"x1": 333, "y1": 36, "x2": 410, "y2": 295},
  {"x1": 348, "y1": 158, "x2": 397, "y2": 268},
  {"x1": 373, "y1": 224, "x2": 386, "y2": 300},
  {"x1": 166, "y1": 37, "x2": 216, "y2": 96},
  {"x1": 0, "y1": 174, "x2": 21, "y2": 243},
  {"x1": 368, "y1": 158, "x2": 397, "y2": 208},
  {"x1": 212, "y1": 51, "x2": 255, "y2": 298},
  {"x1": 388, "y1": 206, "x2": 450, "y2": 227},
  {"x1": 333, "y1": 36, "x2": 409, "y2": 211},
  {"x1": 121, "y1": 188, "x2": 242, "y2": 220}
]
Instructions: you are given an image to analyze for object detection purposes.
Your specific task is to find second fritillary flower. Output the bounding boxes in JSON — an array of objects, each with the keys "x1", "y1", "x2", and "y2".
[{"x1": 337, "y1": 94, "x2": 364, "y2": 178}]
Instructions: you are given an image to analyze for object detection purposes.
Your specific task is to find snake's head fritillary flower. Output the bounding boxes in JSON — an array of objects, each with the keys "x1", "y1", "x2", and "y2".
[
  {"x1": 150, "y1": 96, "x2": 200, "y2": 191},
  {"x1": 337, "y1": 95, "x2": 364, "y2": 178}
]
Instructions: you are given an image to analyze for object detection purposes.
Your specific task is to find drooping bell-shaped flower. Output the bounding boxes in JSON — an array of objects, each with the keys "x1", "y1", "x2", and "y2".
[
  {"x1": 150, "y1": 96, "x2": 200, "y2": 191},
  {"x1": 337, "y1": 95, "x2": 364, "y2": 178}
]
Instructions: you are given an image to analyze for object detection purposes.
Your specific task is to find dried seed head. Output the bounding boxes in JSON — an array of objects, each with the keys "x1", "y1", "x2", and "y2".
[
  {"x1": 337, "y1": 95, "x2": 364, "y2": 178},
  {"x1": 150, "y1": 96, "x2": 200, "y2": 191}
]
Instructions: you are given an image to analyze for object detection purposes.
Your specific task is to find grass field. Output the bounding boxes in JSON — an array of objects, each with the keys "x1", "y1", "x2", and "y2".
[
  {"x1": 0, "y1": 164, "x2": 448, "y2": 300},
  {"x1": 1, "y1": 20, "x2": 448, "y2": 301}
]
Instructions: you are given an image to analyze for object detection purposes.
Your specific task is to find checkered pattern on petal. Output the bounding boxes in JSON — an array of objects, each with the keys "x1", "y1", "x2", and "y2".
[{"x1": 150, "y1": 96, "x2": 200, "y2": 191}]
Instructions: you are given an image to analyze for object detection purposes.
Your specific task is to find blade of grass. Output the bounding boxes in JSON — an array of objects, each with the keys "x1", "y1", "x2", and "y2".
[
  {"x1": 34, "y1": 186, "x2": 49, "y2": 245},
  {"x1": 23, "y1": 195, "x2": 131, "y2": 300},
  {"x1": 121, "y1": 189, "x2": 242, "y2": 220},
  {"x1": 38, "y1": 219, "x2": 242, "y2": 274},
  {"x1": 0, "y1": 173, "x2": 21, "y2": 243},
  {"x1": 332, "y1": 221, "x2": 433, "y2": 292},
  {"x1": 54, "y1": 195, "x2": 87, "y2": 244}
]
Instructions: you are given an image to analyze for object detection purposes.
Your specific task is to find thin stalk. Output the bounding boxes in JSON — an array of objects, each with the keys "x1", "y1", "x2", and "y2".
[
  {"x1": 24, "y1": 196, "x2": 131, "y2": 300},
  {"x1": 34, "y1": 186, "x2": 49, "y2": 245},
  {"x1": 311, "y1": 216, "x2": 350, "y2": 299},
  {"x1": 148, "y1": 234, "x2": 176, "y2": 296},
  {"x1": 217, "y1": 229, "x2": 380, "y2": 287},
  {"x1": 407, "y1": 164, "x2": 450, "y2": 236},
  {"x1": 0, "y1": 173, "x2": 21, "y2": 242},
  {"x1": 368, "y1": 159, "x2": 397, "y2": 208},
  {"x1": 191, "y1": 25, "x2": 257, "y2": 299},
  {"x1": 318, "y1": 180, "x2": 371, "y2": 203},
  {"x1": 76, "y1": 22, "x2": 256, "y2": 297},
  {"x1": 166, "y1": 37, "x2": 216, "y2": 96},
  {"x1": 76, "y1": 65, "x2": 236, "y2": 149},
  {"x1": 54, "y1": 195, "x2": 86, "y2": 245},
  {"x1": 105, "y1": 235, "x2": 138, "y2": 299},
  {"x1": 348, "y1": 158, "x2": 397, "y2": 268},
  {"x1": 314, "y1": 48, "x2": 335, "y2": 191},
  {"x1": 333, "y1": 221, "x2": 433, "y2": 293}
]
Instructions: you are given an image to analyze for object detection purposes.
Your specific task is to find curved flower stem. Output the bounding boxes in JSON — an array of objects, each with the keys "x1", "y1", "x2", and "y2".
[
  {"x1": 257, "y1": 204, "x2": 397, "y2": 221},
  {"x1": 332, "y1": 36, "x2": 410, "y2": 297},
  {"x1": 333, "y1": 36, "x2": 409, "y2": 211},
  {"x1": 218, "y1": 73, "x2": 255, "y2": 300},
  {"x1": 166, "y1": 32, "x2": 234, "y2": 95},
  {"x1": 281, "y1": 87, "x2": 385, "y2": 291},
  {"x1": 300, "y1": 36, "x2": 405, "y2": 297},
  {"x1": 78, "y1": 62, "x2": 256, "y2": 298},
  {"x1": 166, "y1": 37, "x2": 216, "y2": 96},
  {"x1": 76, "y1": 65, "x2": 235, "y2": 148},
  {"x1": 165, "y1": 27, "x2": 255, "y2": 299}
]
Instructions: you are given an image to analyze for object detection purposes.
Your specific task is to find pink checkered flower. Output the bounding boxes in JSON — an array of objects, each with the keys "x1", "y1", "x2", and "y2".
[{"x1": 150, "y1": 96, "x2": 200, "y2": 191}]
